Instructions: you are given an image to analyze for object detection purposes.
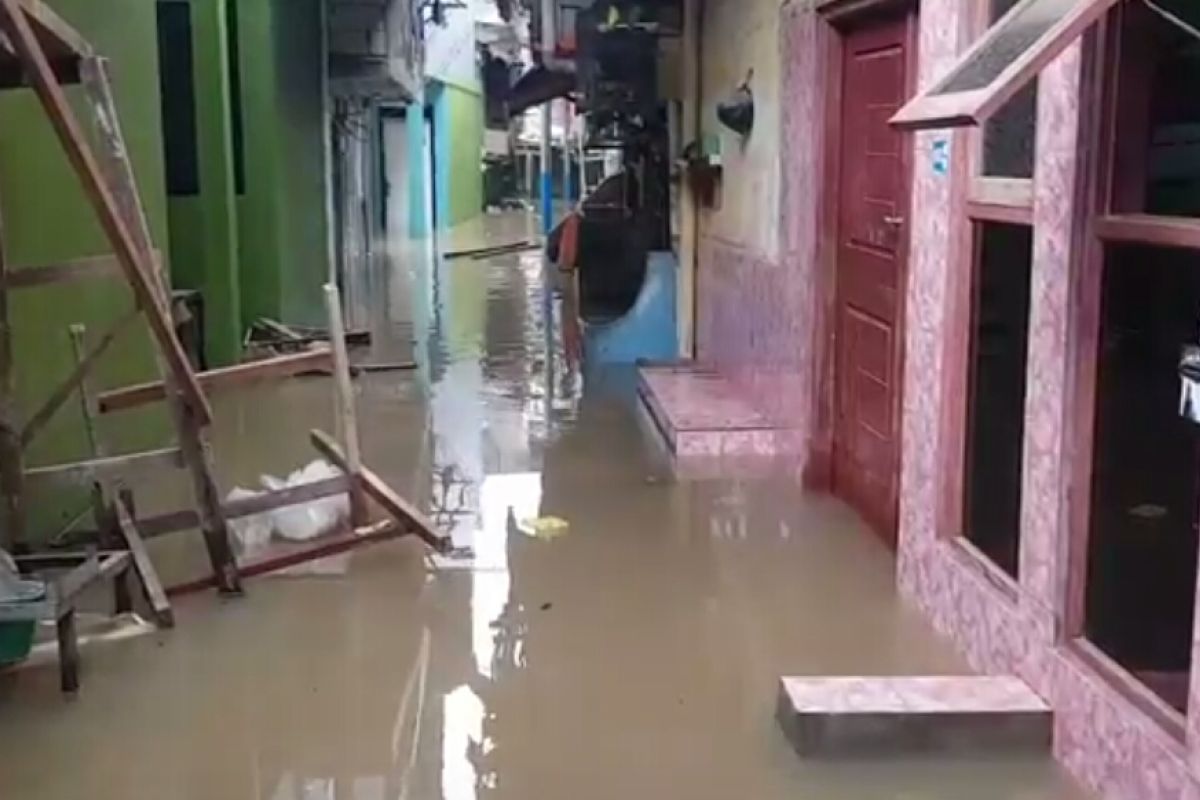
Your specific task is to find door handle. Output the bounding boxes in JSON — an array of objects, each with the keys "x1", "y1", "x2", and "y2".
[{"x1": 883, "y1": 215, "x2": 905, "y2": 227}]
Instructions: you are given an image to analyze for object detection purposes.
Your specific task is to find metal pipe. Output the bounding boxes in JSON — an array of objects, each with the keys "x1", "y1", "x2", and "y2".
[
  {"x1": 540, "y1": 108, "x2": 553, "y2": 235},
  {"x1": 561, "y1": 100, "x2": 573, "y2": 205},
  {"x1": 539, "y1": 0, "x2": 556, "y2": 234}
]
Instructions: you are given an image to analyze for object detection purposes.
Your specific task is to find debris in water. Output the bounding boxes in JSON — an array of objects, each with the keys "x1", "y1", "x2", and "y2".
[
  {"x1": 520, "y1": 516, "x2": 570, "y2": 540},
  {"x1": 227, "y1": 460, "x2": 350, "y2": 553}
]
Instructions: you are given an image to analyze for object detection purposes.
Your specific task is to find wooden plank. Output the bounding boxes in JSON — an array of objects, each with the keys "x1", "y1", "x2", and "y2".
[
  {"x1": 55, "y1": 610, "x2": 79, "y2": 692},
  {"x1": 324, "y1": 284, "x2": 367, "y2": 527},
  {"x1": 965, "y1": 201, "x2": 1034, "y2": 227},
  {"x1": 310, "y1": 429, "x2": 451, "y2": 553},
  {"x1": 24, "y1": 447, "x2": 182, "y2": 489},
  {"x1": 15, "y1": 550, "x2": 120, "y2": 570},
  {"x1": 224, "y1": 474, "x2": 351, "y2": 519},
  {"x1": 115, "y1": 495, "x2": 174, "y2": 628},
  {"x1": 13, "y1": 0, "x2": 90, "y2": 59},
  {"x1": 79, "y1": 59, "x2": 239, "y2": 595},
  {"x1": 96, "y1": 347, "x2": 335, "y2": 414},
  {"x1": 968, "y1": 177, "x2": 1034, "y2": 210},
  {"x1": 254, "y1": 317, "x2": 305, "y2": 342},
  {"x1": 0, "y1": 252, "x2": 130, "y2": 290},
  {"x1": 0, "y1": 5, "x2": 212, "y2": 423},
  {"x1": 0, "y1": 179, "x2": 24, "y2": 551},
  {"x1": 18, "y1": 307, "x2": 139, "y2": 448},
  {"x1": 165, "y1": 520, "x2": 401, "y2": 597},
  {"x1": 1095, "y1": 214, "x2": 1200, "y2": 252},
  {"x1": 99, "y1": 475, "x2": 352, "y2": 540}
]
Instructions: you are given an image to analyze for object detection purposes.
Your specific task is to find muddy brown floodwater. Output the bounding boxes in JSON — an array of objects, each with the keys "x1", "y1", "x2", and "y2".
[{"x1": 0, "y1": 214, "x2": 1092, "y2": 799}]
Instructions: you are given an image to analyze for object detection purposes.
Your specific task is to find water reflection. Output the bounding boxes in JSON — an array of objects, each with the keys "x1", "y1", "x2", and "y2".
[{"x1": 415, "y1": 216, "x2": 581, "y2": 799}]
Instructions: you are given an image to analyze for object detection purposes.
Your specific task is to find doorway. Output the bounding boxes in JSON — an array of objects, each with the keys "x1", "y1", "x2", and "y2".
[{"x1": 825, "y1": 8, "x2": 916, "y2": 547}]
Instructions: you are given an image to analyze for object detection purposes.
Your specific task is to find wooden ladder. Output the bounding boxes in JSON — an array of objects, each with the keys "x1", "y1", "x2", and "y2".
[{"x1": 0, "y1": 0, "x2": 240, "y2": 600}]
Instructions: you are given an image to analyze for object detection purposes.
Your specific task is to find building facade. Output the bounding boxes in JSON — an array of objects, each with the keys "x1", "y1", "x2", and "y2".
[{"x1": 657, "y1": 0, "x2": 1200, "y2": 795}]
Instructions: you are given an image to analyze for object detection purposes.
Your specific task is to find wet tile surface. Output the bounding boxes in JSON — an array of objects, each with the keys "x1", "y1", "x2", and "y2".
[{"x1": 0, "y1": 214, "x2": 1091, "y2": 799}]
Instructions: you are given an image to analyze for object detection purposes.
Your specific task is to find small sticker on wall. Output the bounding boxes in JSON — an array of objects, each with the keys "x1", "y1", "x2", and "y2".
[{"x1": 931, "y1": 137, "x2": 951, "y2": 176}]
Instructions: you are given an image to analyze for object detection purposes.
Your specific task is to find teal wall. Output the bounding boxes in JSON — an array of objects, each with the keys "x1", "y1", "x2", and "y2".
[
  {"x1": 407, "y1": 99, "x2": 430, "y2": 238},
  {"x1": 431, "y1": 80, "x2": 483, "y2": 229},
  {"x1": 0, "y1": 0, "x2": 170, "y2": 536}
]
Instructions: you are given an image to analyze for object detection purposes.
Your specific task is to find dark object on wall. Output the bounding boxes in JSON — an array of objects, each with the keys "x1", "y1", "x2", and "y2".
[
  {"x1": 507, "y1": 64, "x2": 576, "y2": 118},
  {"x1": 717, "y1": 73, "x2": 754, "y2": 136},
  {"x1": 481, "y1": 48, "x2": 517, "y2": 129},
  {"x1": 682, "y1": 141, "x2": 721, "y2": 208}
]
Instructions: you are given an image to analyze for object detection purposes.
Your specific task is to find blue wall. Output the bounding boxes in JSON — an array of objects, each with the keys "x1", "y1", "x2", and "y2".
[{"x1": 406, "y1": 98, "x2": 430, "y2": 239}]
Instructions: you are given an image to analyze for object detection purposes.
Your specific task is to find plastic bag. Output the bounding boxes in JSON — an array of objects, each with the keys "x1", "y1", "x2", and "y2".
[{"x1": 226, "y1": 460, "x2": 351, "y2": 552}]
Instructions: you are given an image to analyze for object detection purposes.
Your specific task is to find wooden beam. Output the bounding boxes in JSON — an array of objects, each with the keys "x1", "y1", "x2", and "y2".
[
  {"x1": 0, "y1": 2, "x2": 212, "y2": 423},
  {"x1": 18, "y1": 307, "x2": 138, "y2": 448},
  {"x1": 0, "y1": 173, "x2": 25, "y2": 551},
  {"x1": 78, "y1": 57, "x2": 238, "y2": 597},
  {"x1": 15, "y1": 550, "x2": 121, "y2": 571},
  {"x1": 1095, "y1": 214, "x2": 1200, "y2": 252},
  {"x1": 310, "y1": 429, "x2": 450, "y2": 553},
  {"x1": 324, "y1": 284, "x2": 367, "y2": 526},
  {"x1": 165, "y1": 520, "x2": 401, "y2": 597},
  {"x1": 0, "y1": 53, "x2": 78, "y2": 89},
  {"x1": 115, "y1": 495, "x2": 173, "y2": 628},
  {"x1": 100, "y1": 474, "x2": 352, "y2": 539},
  {"x1": 96, "y1": 348, "x2": 335, "y2": 414},
  {"x1": 0, "y1": 252, "x2": 131, "y2": 290},
  {"x1": 13, "y1": 0, "x2": 90, "y2": 59},
  {"x1": 24, "y1": 446, "x2": 182, "y2": 489}
]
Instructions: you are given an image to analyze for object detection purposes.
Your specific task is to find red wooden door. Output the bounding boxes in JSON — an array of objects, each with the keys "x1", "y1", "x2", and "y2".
[{"x1": 831, "y1": 15, "x2": 913, "y2": 547}]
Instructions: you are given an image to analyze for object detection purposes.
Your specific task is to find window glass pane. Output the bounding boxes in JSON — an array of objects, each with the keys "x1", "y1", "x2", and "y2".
[
  {"x1": 1112, "y1": 1, "x2": 1200, "y2": 217},
  {"x1": 1085, "y1": 243, "x2": 1200, "y2": 714},
  {"x1": 983, "y1": 0, "x2": 1038, "y2": 178},
  {"x1": 963, "y1": 222, "x2": 1032, "y2": 578},
  {"x1": 938, "y1": 0, "x2": 1077, "y2": 94}
]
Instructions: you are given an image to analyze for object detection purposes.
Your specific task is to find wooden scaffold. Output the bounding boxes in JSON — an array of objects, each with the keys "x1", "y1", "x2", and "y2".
[{"x1": 0, "y1": 0, "x2": 448, "y2": 692}]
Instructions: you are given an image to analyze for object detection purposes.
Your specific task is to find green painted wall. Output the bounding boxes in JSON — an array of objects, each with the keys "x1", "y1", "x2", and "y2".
[
  {"x1": 166, "y1": 0, "x2": 242, "y2": 366},
  {"x1": 233, "y1": 0, "x2": 284, "y2": 326},
  {"x1": 271, "y1": 0, "x2": 329, "y2": 325},
  {"x1": 167, "y1": 0, "x2": 329, "y2": 361},
  {"x1": 0, "y1": 0, "x2": 170, "y2": 537},
  {"x1": 433, "y1": 81, "x2": 483, "y2": 229}
]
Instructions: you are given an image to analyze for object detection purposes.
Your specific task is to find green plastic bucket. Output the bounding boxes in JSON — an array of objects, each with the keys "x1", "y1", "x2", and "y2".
[{"x1": 0, "y1": 621, "x2": 35, "y2": 666}]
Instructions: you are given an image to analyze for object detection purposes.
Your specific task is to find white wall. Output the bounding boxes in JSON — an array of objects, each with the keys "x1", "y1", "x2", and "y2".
[
  {"x1": 698, "y1": 0, "x2": 782, "y2": 260},
  {"x1": 425, "y1": 0, "x2": 498, "y2": 89}
]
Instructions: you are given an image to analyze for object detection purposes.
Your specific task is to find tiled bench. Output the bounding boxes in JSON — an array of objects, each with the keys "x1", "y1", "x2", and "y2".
[
  {"x1": 637, "y1": 363, "x2": 795, "y2": 465},
  {"x1": 776, "y1": 676, "x2": 1052, "y2": 757}
]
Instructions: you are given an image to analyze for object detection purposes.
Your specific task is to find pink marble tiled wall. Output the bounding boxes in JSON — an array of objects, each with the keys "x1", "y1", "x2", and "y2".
[
  {"x1": 893, "y1": 1, "x2": 1200, "y2": 797},
  {"x1": 692, "y1": 0, "x2": 1200, "y2": 792},
  {"x1": 694, "y1": 2, "x2": 823, "y2": 474}
]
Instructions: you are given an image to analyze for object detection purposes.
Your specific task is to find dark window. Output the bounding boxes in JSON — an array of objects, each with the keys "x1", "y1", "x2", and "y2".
[
  {"x1": 156, "y1": 1, "x2": 200, "y2": 196},
  {"x1": 1085, "y1": 243, "x2": 1200, "y2": 714},
  {"x1": 227, "y1": 0, "x2": 246, "y2": 194},
  {"x1": 1110, "y1": 1, "x2": 1200, "y2": 218},
  {"x1": 983, "y1": 0, "x2": 1037, "y2": 178},
  {"x1": 963, "y1": 222, "x2": 1033, "y2": 577}
]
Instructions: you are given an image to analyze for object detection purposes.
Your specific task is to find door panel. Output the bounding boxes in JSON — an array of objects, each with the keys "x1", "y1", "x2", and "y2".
[{"x1": 832, "y1": 14, "x2": 913, "y2": 547}]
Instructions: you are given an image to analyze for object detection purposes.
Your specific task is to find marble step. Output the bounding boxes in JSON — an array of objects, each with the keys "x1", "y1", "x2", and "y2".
[{"x1": 777, "y1": 676, "x2": 1052, "y2": 757}]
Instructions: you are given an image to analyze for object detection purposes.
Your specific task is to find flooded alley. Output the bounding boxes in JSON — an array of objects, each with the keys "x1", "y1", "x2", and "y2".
[{"x1": 0, "y1": 215, "x2": 1089, "y2": 799}]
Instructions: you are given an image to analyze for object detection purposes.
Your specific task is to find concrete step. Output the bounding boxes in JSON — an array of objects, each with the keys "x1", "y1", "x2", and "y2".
[{"x1": 776, "y1": 676, "x2": 1052, "y2": 757}]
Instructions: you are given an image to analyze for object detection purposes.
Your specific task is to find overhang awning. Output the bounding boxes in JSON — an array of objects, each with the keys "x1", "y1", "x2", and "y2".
[
  {"x1": 506, "y1": 64, "x2": 576, "y2": 118},
  {"x1": 890, "y1": 0, "x2": 1121, "y2": 131}
]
